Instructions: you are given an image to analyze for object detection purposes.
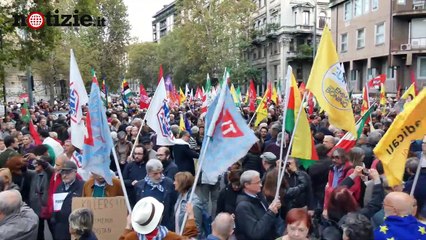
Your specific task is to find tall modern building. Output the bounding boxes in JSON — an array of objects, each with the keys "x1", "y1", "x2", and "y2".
[
  {"x1": 152, "y1": 2, "x2": 177, "y2": 43},
  {"x1": 249, "y1": 0, "x2": 331, "y2": 88},
  {"x1": 330, "y1": 0, "x2": 426, "y2": 93}
]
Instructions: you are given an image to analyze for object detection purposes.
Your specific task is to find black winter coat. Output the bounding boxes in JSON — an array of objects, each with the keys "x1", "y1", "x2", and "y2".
[
  {"x1": 235, "y1": 193, "x2": 279, "y2": 240},
  {"x1": 216, "y1": 184, "x2": 241, "y2": 214},
  {"x1": 172, "y1": 141, "x2": 199, "y2": 176},
  {"x1": 53, "y1": 179, "x2": 84, "y2": 240}
]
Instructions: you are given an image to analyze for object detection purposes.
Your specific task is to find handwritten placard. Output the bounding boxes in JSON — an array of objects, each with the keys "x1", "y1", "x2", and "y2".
[{"x1": 72, "y1": 197, "x2": 127, "y2": 240}]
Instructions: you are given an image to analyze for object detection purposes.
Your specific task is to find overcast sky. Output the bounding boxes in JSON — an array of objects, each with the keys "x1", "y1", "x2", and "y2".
[{"x1": 123, "y1": 0, "x2": 174, "y2": 42}]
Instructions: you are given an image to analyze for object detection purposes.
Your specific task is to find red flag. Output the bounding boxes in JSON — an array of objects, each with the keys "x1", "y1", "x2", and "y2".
[
  {"x1": 361, "y1": 84, "x2": 371, "y2": 124},
  {"x1": 266, "y1": 81, "x2": 272, "y2": 102},
  {"x1": 158, "y1": 65, "x2": 163, "y2": 84},
  {"x1": 367, "y1": 74, "x2": 386, "y2": 88},
  {"x1": 410, "y1": 70, "x2": 418, "y2": 95},
  {"x1": 29, "y1": 120, "x2": 42, "y2": 145},
  {"x1": 249, "y1": 80, "x2": 257, "y2": 112},
  {"x1": 195, "y1": 87, "x2": 203, "y2": 99},
  {"x1": 307, "y1": 92, "x2": 314, "y2": 115},
  {"x1": 139, "y1": 84, "x2": 150, "y2": 109},
  {"x1": 299, "y1": 82, "x2": 306, "y2": 96}
]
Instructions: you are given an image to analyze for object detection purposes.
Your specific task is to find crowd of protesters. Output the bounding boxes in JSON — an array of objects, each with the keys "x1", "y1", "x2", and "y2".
[{"x1": 0, "y1": 94, "x2": 424, "y2": 240}]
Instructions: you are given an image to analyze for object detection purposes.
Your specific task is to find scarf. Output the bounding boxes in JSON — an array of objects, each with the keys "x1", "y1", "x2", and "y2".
[
  {"x1": 144, "y1": 174, "x2": 165, "y2": 192},
  {"x1": 137, "y1": 225, "x2": 168, "y2": 240}
]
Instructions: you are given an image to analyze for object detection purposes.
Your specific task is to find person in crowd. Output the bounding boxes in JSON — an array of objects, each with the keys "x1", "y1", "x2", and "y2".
[
  {"x1": 260, "y1": 152, "x2": 278, "y2": 183},
  {"x1": 134, "y1": 159, "x2": 176, "y2": 230},
  {"x1": 217, "y1": 169, "x2": 242, "y2": 214},
  {"x1": 119, "y1": 196, "x2": 198, "y2": 240},
  {"x1": 69, "y1": 208, "x2": 98, "y2": 240},
  {"x1": 82, "y1": 171, "x2": 123, "y2": 197},
  {"x1": 173, "y1": 130, "x2": 199, "y2": 176},
  {"x1": 276, "y1": 208, "x2": 311, "y2": 240},
  {"x1": 404, "y1": 135, "x2": 426, "y2": 212},
  {"x1": 0, "y1": 190, "x2": 39, "y2": 240},
  {"x1": 156, "y1": 146, "x2": 178, "y2": 180},
  {"x1": 39, "y1": 130, "x2": 64, "y2": 161},
  {"x1": 235, "y1": 170, "x2": 282, "y2": 240},
  {"x1": 207, "y1": 212, "x2": 235, "y2": 240},
  {"x1": 115, "y1": 131, "x2": 133, "y2": 167},
  {"x1": 308, "y1": 144, "x2": 332, "y2": 210},
  {"x1": 324, "y1": 148, "x2": 360, "y2": 212},
  {"x1": 27, "y1": 155, "x2": 54, "y2": 240},
  {"x1": 374, "y1": 191, "x2": 426, "y2": 239},
  {"x1": 264, "y1": 132, "x2": 289, "y2": 160},
  {"x1": 174, "y1": 171, "x2": 204, "y2": 235},
  {"x1": 264, "y1": 123, "x2": 281, "y2": 149},
  {"x1": 0, "y1": 138, "x2": 6, "y2": 154},
  {"x1": 6, "y1": 154, "x2": 32, "y2": 203},
  {"x1": 52, "y1": 160, "x2": 85, "y2": 240},
  {"x1": 141, "y1": 136, "x2": 157, "y2": 159},
  {"x1": 348, "y1": 147, "x2": 365, "y2": 167},
  {"x1": 0, "y1": 135, "x2": 19, "y2": 168},
  {"x1": 0, "y1": 167, "x2": 20, "y2": 191},
  {"x1": 21, "y1": 134, "x2": 35, "y2": 155},
  {"x1": 122, "y1": 144, "x2": 149, "y2": 207},
  {"x1": 241, "y1": 142, "x2": 263, "y2": 176},
  {"x1": 340, "y1": 212, "x2": 374, "y2": 240},
  {"x1": 323, "y1": 135, "x2": 336, "y2": 152},
  {"x1": 284, "y1": 157, "x2": 314, "y2": 210}
]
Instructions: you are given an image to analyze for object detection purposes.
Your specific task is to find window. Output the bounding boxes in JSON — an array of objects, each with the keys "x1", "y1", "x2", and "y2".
[
  {"x1": 294, "y1": 11, "x2": 298, "y2": 25},
  {"x1": 344, "y1": 2, "x2": 352, "y2": 21},
  {"x1": 319, "y1": 11, "x2": 327, "y2": 29},
  {"x1": 357, "y1": 28, "x2": 365, "y2": 49},
  {"x1": 372, "y1": 0, "x2": 378, "y2": 11},
  {"x1": 354, "y1": 0, "x2": 362, "y2": 17},
  {"x1": 364, "y1": 0, "x2": 370, "y2": 13},
  {"x1": 375, "y1": 22, "x2": 385, "y2": 45},
  {"x1": 419, "y1": 57, "x2": 426, "y2": 78},
  {"x1": 303, "y1": 11, "x2": 310, "y2": 25},
  {"x1": 397, "y1": 0, "x2": 406, "y2": 4},
  {"x1": 341, "y1": 33, "x2": 348, "y2": 52}
]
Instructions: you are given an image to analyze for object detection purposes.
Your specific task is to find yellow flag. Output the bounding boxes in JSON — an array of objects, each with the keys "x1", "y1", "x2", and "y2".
[
  {"x1": 401, "y1": 83, "x2": 416, "y2": 100},
  {"x1": 255, "y1": 92, "x2": 268, "y2": 126},
  {"x1": 305, "y1": 25, "x2": 356, "y2": 136},
  {"x1": 244, "y1": 88, "x2": 249, "y2": 104},
  {"x1": 230, "y1": 84, "x2": 238, "y2": 104},
  {"x1": 179, "y1": 114, "x2": 185, "y2": 132},
  {"x1": 179, "y1": 88, "x2": 186, "y2": 104},
  {"x1": 380, "y1": 83, "x2": 386, "y2": 105},
  {"x1": 374, "y1": 88, "x2": 426, "y2": 186},
  {"x1": 272, "y1": 85, "x2": 278, "y2": 104}
]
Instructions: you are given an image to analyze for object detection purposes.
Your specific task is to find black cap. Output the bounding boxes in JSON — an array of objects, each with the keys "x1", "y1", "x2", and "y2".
[{"x1": 61, "y1": 161, "x2": 77, "y2": 171}]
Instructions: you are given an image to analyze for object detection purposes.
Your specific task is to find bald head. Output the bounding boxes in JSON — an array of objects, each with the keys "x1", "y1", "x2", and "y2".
[
  {"x1": 212, "y1": 213, "x2": 234, "y2": 239},
  {"x1": 383, "y1": 192, "x2": 416, "y2": 217},
  {"x1": 0, "y1": 190, "x2": 22, "y2": 220}
]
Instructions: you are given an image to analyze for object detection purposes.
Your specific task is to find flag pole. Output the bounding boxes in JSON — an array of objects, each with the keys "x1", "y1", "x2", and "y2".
[
  {"x1": 179, "y1": 69, "x2": 229, "y2": 235},
  {"x1": 112, "y1": 137, "x2": 132, "y2": 213},
  {"x1": 178, "y1": 135, "x2": 211, "y2": 235},
  {"x1": 128, "y1": 115, "x2": 148, "y2": 158},
  {"x1": 410, "y1": 155, "x2": 423, "y2": 196},
  {"x1": 275, "y1": 92, "x2": 307, "y2": 199},
  {"x1": 247, "y1": 94, "x2": 267, "y2": 126}
]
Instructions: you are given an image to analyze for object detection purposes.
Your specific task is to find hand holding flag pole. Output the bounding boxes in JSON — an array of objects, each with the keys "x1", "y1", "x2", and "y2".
[
  {"x1": 179, "y1": 69, "x2": 229, "y2": 235},
  {"x1": 275, "y1": 92, "x2": 308, "y2": 199}
]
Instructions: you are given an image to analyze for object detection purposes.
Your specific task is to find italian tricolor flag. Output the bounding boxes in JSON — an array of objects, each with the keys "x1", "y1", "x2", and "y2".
[
  {"x1": 330, "y1": 104, "x2": 376, "y2": 153},
  {"x1": 284, "y1": 67, "x2": 318, "y2": 169}
]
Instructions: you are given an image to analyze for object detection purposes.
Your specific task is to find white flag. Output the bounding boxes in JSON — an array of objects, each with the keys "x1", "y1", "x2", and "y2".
[
  {"x1": 69, "y1": 49, "x2": 89, "y2": 149},
  {"x1": 145, "y1": 77, "x2": 175, "y2": 146}
]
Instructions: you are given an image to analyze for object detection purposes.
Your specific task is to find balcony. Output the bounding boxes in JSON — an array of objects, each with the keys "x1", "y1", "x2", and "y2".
[
  {"x1": 159, "y1": 21, "x2": 167, "y2": 30},
  {"x1": 282, "y1": 25, "x2": 314, "y2": 34},
  {"x1": 393, "y1": 0, "x2": 426, "y2": 18}
]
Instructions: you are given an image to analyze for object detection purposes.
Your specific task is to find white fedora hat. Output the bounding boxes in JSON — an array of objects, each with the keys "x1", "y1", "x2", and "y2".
[{"x1": 131, "y1": 197, "x2": 165, "y2": 234}]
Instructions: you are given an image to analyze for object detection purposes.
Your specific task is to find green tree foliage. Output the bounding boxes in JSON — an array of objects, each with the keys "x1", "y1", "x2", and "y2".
[{"x1": 127, "y1": 0, "x2": 258, "y2": 88}]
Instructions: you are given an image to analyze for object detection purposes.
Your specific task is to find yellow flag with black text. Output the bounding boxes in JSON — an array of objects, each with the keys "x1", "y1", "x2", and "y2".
[
  {"x1": 305, "y1": 25, "x2": 356, "y2": 136},
  {"x1": 374, "y1": 88, "x2": 426, "y2": 186}
]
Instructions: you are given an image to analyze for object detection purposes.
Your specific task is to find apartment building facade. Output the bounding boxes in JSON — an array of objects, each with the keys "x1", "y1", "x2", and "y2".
[
  {"x1": 152, "y1": 2, "x2": 176, "y2": 43},
  {"x1": 249, "y1": 0, "x2": 330, "y2": 88},
  {"x1": 330, "y1": 0, "x2": 426, "y2": 93}
]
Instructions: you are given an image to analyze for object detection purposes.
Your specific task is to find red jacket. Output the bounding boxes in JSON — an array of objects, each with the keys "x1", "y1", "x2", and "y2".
[{"x1": 324, "y1": 162, "x2": 361, "y2": 209}]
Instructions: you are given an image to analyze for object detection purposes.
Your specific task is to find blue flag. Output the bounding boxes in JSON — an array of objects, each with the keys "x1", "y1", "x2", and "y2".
[
  {"x1": 82, "y1": 73, "x2": 114, "y2": 185},
  {"x1": 184, "y1": 115, "x2": 192, "y2": 134},
  {"x1": 201, "y1": 84, "x2": 258, "y2": 183}
]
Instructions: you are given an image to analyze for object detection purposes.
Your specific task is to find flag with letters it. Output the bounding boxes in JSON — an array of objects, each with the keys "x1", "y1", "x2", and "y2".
[{"x1": 201, "y1": 85, "x2": 258, "y2": 183}]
